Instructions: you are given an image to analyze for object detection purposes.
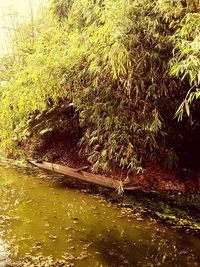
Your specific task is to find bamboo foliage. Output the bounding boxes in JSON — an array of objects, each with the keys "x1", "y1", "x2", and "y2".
[
  {"x1": 170, "y1": 12, "x2": 200, "y2": 120},
  {"x1": 0, "y1": 0, "x2": 199, "y2": 170}
]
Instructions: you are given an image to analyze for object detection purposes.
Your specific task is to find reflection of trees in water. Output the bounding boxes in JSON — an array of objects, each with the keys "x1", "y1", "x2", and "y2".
[{"x1": 87, "y1": 229, "x2": 199, "y2": 267}]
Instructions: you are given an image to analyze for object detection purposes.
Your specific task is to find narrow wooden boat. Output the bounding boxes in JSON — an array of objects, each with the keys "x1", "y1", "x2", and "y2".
[{"x1": 29, "y1": 160, "x2": 142, "y2": 191}]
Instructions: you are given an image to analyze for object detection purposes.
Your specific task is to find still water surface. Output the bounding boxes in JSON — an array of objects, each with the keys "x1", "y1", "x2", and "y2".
[{"x1": 0, "y1": 165, "x2": 199, "y2": 266}]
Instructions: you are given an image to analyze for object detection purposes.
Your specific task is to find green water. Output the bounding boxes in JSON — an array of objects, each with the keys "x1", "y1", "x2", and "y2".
[{"x1": 0, "y1": 165, "x2": 199, "y2": 267}]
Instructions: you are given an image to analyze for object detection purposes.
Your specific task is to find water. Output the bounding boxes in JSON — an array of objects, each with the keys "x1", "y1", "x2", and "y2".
[{"x1": 0, "y1": 165, "x2": 199, "y2": 266}]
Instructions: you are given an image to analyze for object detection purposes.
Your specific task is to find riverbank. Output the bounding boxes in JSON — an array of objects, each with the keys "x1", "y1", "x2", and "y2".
[{"x1": 20, "y1": 135, "x2": 200, "y2": 194}]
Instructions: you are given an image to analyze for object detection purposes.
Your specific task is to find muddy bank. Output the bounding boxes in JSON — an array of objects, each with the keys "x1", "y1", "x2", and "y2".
[{"x1": 23, "y1": 136, "x2": 200, "y2": 194}]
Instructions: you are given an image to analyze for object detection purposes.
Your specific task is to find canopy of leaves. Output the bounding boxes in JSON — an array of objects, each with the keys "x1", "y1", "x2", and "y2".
[{"x1": 0, "y1": 0, "x2": 199, "y2": 171}]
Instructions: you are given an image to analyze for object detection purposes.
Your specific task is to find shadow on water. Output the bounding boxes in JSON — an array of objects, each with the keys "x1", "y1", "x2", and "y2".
[
  {"x1": 91, "y1": 231, "x2": 138, "y2": 267},
  {"x1": 125, "y1": 190, "x2": 200, "y2": 222},
  {"x1": 87, "y1": 228, "x2": 200, "y2": 267}
]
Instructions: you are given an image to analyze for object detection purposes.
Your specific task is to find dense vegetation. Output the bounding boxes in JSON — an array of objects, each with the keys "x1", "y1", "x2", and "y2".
[{"x1": 0, "y1": 0, "x2": 199, "y2": 173}]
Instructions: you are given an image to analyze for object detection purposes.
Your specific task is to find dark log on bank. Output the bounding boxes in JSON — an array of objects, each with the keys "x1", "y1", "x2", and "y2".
[{"x1": 29, "y1": 160, "x2": 143, "y2": 191}]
